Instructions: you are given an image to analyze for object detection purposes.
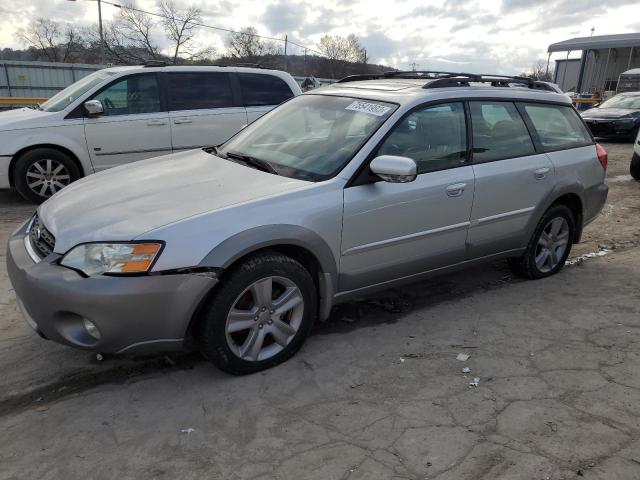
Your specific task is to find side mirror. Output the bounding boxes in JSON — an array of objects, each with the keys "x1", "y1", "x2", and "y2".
[
  {"x1": 84, "y1": 100, "x2": 104, "y2": 117},
  {"x1": 370, "y1": 155, "x2": 417, "y2": 183}
]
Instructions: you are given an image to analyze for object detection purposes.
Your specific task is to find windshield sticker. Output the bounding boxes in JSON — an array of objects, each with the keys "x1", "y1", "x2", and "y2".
[{"x1": 345, "y1": 100, "x2": 391, "y2": 116}]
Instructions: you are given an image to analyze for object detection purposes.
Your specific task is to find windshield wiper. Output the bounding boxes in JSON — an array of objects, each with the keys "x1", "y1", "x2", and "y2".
[
  {"x1": 203, "y1": 145, "x2": 224, "y2": 157},
  {"x1": 225, "y1": 150, "x2": 279, "y2": 175}
]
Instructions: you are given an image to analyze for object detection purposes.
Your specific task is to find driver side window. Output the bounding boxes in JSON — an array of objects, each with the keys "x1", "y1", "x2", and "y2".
[
  {"x1": 92, "y1": 74, "x2": 161, "y2": 116},
  {"x1": 377, "y1": 102, "x2": 467, "y2": 174}
]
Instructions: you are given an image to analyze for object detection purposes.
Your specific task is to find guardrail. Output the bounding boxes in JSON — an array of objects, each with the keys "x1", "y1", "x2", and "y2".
[{"x1": 0, "y1": 97, "x2": 47, "y2": 106}]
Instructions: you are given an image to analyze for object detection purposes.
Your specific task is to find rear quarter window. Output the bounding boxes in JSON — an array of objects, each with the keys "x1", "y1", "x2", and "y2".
[
  {"x1": 237, "y1": 73, "x2": 294, "y2": 107},
  {"x1": 522, "y1": 103, "x2": 593, "y2": 151}
]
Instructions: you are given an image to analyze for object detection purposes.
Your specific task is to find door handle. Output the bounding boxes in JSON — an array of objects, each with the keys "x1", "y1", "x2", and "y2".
[
  {"x1": 446, "y1": 183, "x2": 466, "y2": 197},
  {"x1": 534, "y1": 167, "x2": 550, "y2": 180},
  {"x1": 146, "y1": 120, "x2": 167, "y2": 126},
  {"x1": 173, "y1": 118, "x2": 193, "y2": 124}
]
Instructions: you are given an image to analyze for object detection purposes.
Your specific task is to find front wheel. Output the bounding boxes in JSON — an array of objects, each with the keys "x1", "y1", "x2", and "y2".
[
  {"x1": 631, "y1": 153, "x2": 640, "y2": 181},
  {"x1": 13, "y1": 148, "x2": 81, "y2": 203},
  {"x1": 508, "y1": 205, "x2": 575, "y2": 280},
  {"x1": 195, "y1": 252, "x2": 318, "y2": 375}
]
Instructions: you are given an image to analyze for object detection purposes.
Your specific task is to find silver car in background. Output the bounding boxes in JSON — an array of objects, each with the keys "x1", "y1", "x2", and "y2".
[{"x1": 7, "y1": 72, "x2": 608, "y2": 374}]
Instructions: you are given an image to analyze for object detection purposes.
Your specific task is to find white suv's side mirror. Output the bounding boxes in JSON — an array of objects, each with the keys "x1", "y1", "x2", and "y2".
[
  {"x1": 370, "y1": 155, "x2": 417, "y2": 183},
  {"x1": 84, "y1": 100, "x2": 104, "y2": 117}
]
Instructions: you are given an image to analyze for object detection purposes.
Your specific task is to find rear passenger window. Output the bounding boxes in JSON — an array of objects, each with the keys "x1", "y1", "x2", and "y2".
[
  {"x1": 167, "y1": 72, "x2": 234, "y2": 110},
  {"x1": 470, "y1": 101, "x2": 535, "y2": 162},
  {"x1": 377, "y1": 102, "x2": 467, "y2": 174},
  {"x1": 522, "y1": 103, "x2": 593, "y2": 150},
  {"x1": 238, "y1": 73, "x2": 294, "y2": 106}
]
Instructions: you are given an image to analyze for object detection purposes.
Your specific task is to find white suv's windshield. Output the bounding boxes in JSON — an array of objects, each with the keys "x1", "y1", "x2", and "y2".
[
  {"x1": 218, "y1": 94, "x2": 397, "y2": 181},
  {"x1": 40, "y1": 70, "x2": 116, "y2": 112},
  {"x1": 599, "y1": 94, "x2": 640, "y2": 110}
]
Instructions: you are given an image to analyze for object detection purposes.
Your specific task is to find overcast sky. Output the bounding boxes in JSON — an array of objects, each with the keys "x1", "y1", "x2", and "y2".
[{"x1": 1, "y1": 0, "x2": 639, "y2": 74}]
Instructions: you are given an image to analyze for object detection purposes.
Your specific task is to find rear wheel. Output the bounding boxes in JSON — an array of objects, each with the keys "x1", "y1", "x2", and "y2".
[
  {"x1": 13, "y1": 148, "x2": 81, "y2": 203},
  {"x1": 196, "y1": 252, "x2": 317, "y2": 375},
  {"x1": 508, "y1": 205, "x2": 575, "y2": 279},
  {"x1": 631, "y1": 153, "x2": 640, "y2": 181}
]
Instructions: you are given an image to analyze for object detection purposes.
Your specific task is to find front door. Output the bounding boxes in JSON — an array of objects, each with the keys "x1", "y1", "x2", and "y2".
[
  {"x1": 84, "y1": 73, "x2": 172, "y2": 171},
  {"x1": 466, "y1": 101, "x2": 555, "y2": 257},
  {"x1": 166, "y1": 72, "x2": 248, "y2": 151},
  {"x1": 340, "y1": 102, "x2": 475, "y2": 292}
]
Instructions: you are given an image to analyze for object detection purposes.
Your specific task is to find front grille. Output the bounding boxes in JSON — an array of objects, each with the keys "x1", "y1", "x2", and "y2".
[{"x1": 28, "y1": 215, "x2": 56, "y2": 259}]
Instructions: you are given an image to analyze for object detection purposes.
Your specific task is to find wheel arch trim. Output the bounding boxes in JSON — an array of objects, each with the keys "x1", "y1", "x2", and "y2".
[
  {"x1": 9, "y1": 144, "x2": 86, "y2": 187},
  {"x1": 525, "y1": 183, "x2": 585, "y2": 244},
  {"x1": 198, "y1": 225, "x2": 338, "y2": 320}
]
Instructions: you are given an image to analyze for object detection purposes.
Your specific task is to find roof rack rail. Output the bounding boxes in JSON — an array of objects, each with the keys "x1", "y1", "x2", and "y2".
[
  {"x1": 336, "y1": 70, "x2": 468, "y2": 83},
  {"x1": 336, "y1": 71, "x2": 556, "y2": 92},
  {"x1": 423, "y1": 73, "x2": 555, "y2": 91}
]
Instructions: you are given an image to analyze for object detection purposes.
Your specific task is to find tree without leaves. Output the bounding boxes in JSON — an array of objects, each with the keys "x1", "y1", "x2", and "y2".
[
  {"x1": 520, "y1": 59, "x2": 553, "y2": 82},
  {"x1": 318, "y1": 34, "x2": 366, "y2": 63},
  {"x1": 156, "y1": 0, "x2": 214, "y2": 63},
  {"x1": 19, "y1": 19, "x2": 85, "y2": 62},
  {"x1": 226, "y1": 27, "x2": 281, "y2": 60}
]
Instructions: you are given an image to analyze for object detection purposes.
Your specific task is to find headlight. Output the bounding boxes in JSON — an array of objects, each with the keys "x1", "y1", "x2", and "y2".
[{"x1": 60, "y1": 242, "x2": 163, "y2": 276}]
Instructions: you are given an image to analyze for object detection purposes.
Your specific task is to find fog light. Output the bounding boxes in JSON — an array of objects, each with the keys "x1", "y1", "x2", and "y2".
[{"x1": 82, "y1": 319, "x2": 101, "y2": 340}]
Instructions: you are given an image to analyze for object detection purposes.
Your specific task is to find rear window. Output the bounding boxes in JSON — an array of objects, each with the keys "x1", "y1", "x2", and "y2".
[
  {"x1": 237, "y1": 73, "x2": 294, "y2": 107},
  {"x1": 470, "y1": 101, "x2": 536, "y2": 162},
  {"x1": 523, "y1": 103, "x2": 593, "y2": 150},
  {"x1": 167, "y1": 72, "x2": 234, "y2": 110}
]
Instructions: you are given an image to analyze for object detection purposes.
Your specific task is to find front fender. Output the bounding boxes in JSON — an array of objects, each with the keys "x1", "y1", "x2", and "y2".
[
  {"x1": 198, "y1": 224, "x2": 338, "y2": 320},
  {"x1": 199, "y1": 224, "x2": 338, "y2": 285},
  {"x1": 4, "y1": 124, "x2": 92, "y2": 175}
]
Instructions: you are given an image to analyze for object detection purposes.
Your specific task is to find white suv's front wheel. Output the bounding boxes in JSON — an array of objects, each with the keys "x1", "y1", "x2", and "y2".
[{"x1": 196, "y1": 251, "x2": 317, "y2": 374}]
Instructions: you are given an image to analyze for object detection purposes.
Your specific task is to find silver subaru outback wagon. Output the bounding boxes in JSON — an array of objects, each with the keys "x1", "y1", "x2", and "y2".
[{"x1": 7, "y1": 72, "x2": 608, "y2": 374}]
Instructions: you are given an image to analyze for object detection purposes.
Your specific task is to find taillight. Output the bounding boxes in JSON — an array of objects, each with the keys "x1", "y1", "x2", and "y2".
[{"x1": 596, "y1": 143, "x2": 607, "y2": 170}]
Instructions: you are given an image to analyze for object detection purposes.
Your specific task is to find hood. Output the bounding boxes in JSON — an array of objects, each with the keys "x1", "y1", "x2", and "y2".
[
  {"x1": 581, "y1": 108, "x2": 639, "y2": 119},
  {"x1": 39, "y1": 150, "x2": 310, "y2": 253},
  {"x1": 0, "y1": 107, "x2": 61, "y2": 131}
]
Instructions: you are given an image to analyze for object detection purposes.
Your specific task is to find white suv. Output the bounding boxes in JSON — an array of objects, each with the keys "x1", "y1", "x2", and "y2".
[{"x1": 0, "y1": 65, "x2": 301, "y2": 202}]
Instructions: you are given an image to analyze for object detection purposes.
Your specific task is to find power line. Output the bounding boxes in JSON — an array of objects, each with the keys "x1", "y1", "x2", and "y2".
[{"x1": 99, "y1": 0, "x2": 327, "y2": 57}]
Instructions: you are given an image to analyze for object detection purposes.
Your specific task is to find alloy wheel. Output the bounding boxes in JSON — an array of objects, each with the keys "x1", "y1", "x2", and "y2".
[
  {"x1": 26, "y1": 159, "x2": 71, "y2": 198},
  {"x1": 225, "y1": 276, "x2": 305, "y2": 362},
  {"x1": 535, "y1": 217, "x2": 570, "y2": 273}
]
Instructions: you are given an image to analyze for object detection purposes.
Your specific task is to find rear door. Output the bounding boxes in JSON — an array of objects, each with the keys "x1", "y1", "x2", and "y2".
[
  {"x1": 84, "y1": 73, "x2": 172, "y2": 171},
  {"x1": 341, "y1": 102, "x2": 475, "y2": 292},
  {"x1": 166, "y1": 72, "x2": 248, "y2": 151},
  {"x1": 467, "y1": 100, "x2": 555, "y2": 257},
  {"x1": 237, "y1": 73, "x2": 296, "y2": 124}
]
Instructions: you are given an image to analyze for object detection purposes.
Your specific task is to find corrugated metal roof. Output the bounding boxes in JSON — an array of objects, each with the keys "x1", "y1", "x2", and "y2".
[{"x1": 548, "y1": 33, "x2": 640, "y2": 52}]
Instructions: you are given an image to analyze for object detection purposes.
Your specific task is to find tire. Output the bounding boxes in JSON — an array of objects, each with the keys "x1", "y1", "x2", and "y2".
[
  {"x1": 13, "y1": 148, "x2": 81, "y2": 204},
  {"x1": 195, "y1": 251, "x2": 318, "y2": 375},
  {"x1": 631, "y1": 153, "x2": 640, "y2": 181},
  {"x1": 508, "y1": 205, "x2": 575, "y2": 280}
]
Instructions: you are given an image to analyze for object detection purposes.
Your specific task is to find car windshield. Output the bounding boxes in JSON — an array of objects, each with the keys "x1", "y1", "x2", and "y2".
[
  {"x1": 40, "y1": 70, "x2": 116, "y2": 112},
  {"x1": 218, "y1": 94, "x2": 397, "y2": 181},
  {"x1": 598, "y1": 94, "x2": 640, "y2": 110}
]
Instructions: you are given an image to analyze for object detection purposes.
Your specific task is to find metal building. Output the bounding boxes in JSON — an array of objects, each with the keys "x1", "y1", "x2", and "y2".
[
  {"x1": 0, "y1": 60, "x2": 104, "y2": 99},
  {"x1": 548, "y1": 33, "x2": 640, "y2": 94}
]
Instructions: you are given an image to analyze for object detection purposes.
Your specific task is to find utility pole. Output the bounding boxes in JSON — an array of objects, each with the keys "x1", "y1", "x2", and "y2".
[
  {"x1": 410, "y1": 62, "x2": 418, "y2": 71},
  {"x1": 97, "y1": 0, "x2": 104, "y2": 64},
  {"x1": 284, "y1": 34, "x2": 288, "y2": 72},
  {"x1": 67, "y1": 0, "x2": 106, "y2": 64}
]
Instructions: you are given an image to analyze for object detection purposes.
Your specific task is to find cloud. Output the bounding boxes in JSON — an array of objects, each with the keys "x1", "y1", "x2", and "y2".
[{"x1": 262, "y1": 1, "x2": 308, "y2": 34}]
